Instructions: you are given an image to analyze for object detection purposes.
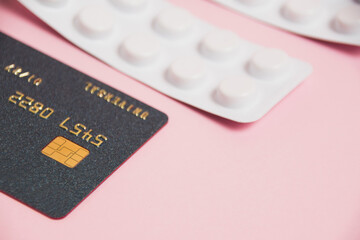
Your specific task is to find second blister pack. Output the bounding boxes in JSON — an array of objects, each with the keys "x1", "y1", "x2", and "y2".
[{"x1": 211, "y1": 0, "x2": 360, "y2": 46}]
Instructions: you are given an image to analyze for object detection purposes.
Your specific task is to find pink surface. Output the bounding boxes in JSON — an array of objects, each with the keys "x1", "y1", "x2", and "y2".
[{"x1": 1, "y1": 0, "x2": 360, "y2": 239}]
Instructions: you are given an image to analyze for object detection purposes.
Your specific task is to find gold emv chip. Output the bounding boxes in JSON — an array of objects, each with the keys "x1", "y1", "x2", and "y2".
[{"x1": 41, "y1": 136, "x2": 89, "y2": 168}]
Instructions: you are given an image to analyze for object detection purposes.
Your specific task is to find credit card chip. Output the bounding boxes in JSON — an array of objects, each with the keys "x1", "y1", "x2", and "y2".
[{"x1": 41, "y1": 136, "x2": 89, "y2": 168}]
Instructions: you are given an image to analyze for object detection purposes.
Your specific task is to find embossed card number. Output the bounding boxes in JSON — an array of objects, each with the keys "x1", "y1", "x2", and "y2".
[{"x1": 9, "y1": 91, "x2": 54, "y2": 119}]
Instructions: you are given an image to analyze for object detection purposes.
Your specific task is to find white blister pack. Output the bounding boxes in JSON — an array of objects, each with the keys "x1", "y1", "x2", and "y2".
[
  {"x1": 19, "y1": 0, "x2": 312, "y2": 123},
  {"x1": 211, "y1": 0, "x2": 360, "y2": 46}
]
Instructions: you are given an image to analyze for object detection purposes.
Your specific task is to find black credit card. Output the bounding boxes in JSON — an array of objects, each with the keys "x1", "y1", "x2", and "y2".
[{"x1": 0, "y1": 32, "x2": 168, "y2": 219}]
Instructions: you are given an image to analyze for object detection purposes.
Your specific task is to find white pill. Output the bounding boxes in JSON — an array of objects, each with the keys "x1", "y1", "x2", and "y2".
[
  {"x1": 248, "y1": 48, "x2": 289, "y2": 79},
  {"x1": 200, "y1": 30, "x2": 240, "y2": 60},
  {"x1": 167, "y1": 56, "x2": 206, "y2": 88},
  {"x1": 216, "y1": 76, "x2": 257, "y2": 107},
  {"x1": 282, "y1": 0, "x2": 321, "y2": 23},
  {"x1": 111, "y1": 0, "x2": 147, "y2": 12},
  {"x1": 120, "y1": 33, "x2": 160, "y2": 65},
  {"x1": 333, "y1": 5, "x2": 360, "y2": 34},
  {"x1": 236, "y1": 0, "x2": 267, "y2": 6},
  {"x1": 38, "y1": 0, "x2": 67, "y2": 7},
  {"x1": 154, "y1": 8, "x2": 194, "y2": 38},
  {"x1": 76, "y1": 5, "x2": 114, "y2": 38}
]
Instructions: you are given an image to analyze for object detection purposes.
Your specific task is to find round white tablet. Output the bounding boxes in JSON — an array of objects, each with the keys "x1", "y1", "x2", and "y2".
[
  {"x1": 282, "y1": 0, "x2": 320, "y2": 23},
  {"x1": 154, "y1": 7, "x2": 194, "y2": 38},
  {"x1": 76, "y1": 5, "x2": 115, "y2": 38},
  {"x1": 38, "y1": 0, "x2": 67, "y2": 7},
  {"x1": 120, "y1": 33, "x2": 160, "y2": 65},
  {"x1": 333, "y1": 5, "x2": 360, "y2": 34},
  {"x1": 200, "y1": 30, "x2": 240, "y2": 60},
  {"x1": 111, "y1": 0, "x2": 147, "y2": 12},
  {"x1": 248, "y1": 48, "x2": 289, "y2": 79},
  {"x1": 216, "y1": 76, "x2": 257, "y2": 107},
  {"x1": 167, "y1": 56, "x2": 206, "y2": 88}
]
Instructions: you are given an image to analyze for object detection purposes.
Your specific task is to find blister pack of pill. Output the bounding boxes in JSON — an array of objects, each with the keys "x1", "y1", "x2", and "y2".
[
  {"x1": 19, "y1": 0, "x2": 312, "y2": 123},
  {"x1": 210, "y1": 0, "x2": 360, "y2": 46}
]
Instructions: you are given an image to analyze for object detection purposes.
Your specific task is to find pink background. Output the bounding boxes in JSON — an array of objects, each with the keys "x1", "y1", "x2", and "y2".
[{"x1": 1, "y1": 0, "x2": 360, "y2": 239}]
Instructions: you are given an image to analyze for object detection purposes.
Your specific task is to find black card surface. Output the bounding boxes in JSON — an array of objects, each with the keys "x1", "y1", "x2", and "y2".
[{"x1": 0, "y1": 33, "x2": 168, "y2": 219}]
